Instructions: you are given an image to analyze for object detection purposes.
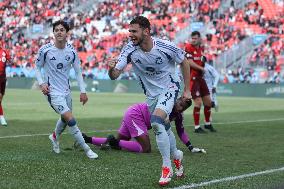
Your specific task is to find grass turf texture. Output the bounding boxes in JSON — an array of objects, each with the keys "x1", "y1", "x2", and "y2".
[{"x1": 0, "y1": 89, "x2": 284, "y2": 189}]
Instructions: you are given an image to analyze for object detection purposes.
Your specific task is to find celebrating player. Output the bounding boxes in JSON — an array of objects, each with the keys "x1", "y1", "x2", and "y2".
[
  {"x1": 185, "y1": 31, "x2": 216, "y2": 133},
  {"x1": 108, "y1": 16, "x2": 204, "y2": 186},
  {"x1": 35, "y1": 20, "x2": 98, "y2": 159}
]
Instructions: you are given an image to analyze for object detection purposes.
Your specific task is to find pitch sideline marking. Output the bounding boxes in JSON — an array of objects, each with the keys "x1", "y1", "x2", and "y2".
[
  {"x1": 0, "y1": 118, "x2": 284, "y2": 139},
  {"x1": 169, "y1": 166, "x2": 284, "y2": 189}
]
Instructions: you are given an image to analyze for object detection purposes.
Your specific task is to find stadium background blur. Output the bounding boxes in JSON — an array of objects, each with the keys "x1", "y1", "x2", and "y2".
[{"x1": 1, "y1": 0, "x2": 283, "y2": 84}]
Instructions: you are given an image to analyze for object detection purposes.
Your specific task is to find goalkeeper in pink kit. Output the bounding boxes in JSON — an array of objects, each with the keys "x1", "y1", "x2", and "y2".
[{"x1": 82, "y1": 97, "x2": 205, "y2": 153}]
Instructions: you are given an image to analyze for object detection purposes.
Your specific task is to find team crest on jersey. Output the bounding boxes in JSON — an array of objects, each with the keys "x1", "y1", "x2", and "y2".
[
  {"x1": 50, "y1": 56, "x2": 56, "y2": 60},
  {"x1": 2, "y1": 52, "x2": 6, "y2": 56},
  {"x1": 155, "y1": 57, "x2": 163, "y2": 64},
  {"x1": 65, "y1": 55, "x2": 71, "y2": 61},
  {"x1": 2, "y1": 57, "x2": 6, "y2": 62}
]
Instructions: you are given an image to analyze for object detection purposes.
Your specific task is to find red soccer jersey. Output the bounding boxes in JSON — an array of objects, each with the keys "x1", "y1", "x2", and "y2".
[
  {"x1": 0, "y1": 48, "x2": 10, "y2": 77},
  {"x1": 185, "y1": 43, "x2": 204, "y2": 78}
]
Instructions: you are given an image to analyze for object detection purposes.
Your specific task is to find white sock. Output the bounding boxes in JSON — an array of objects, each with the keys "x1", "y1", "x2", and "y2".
[
  {"x1": 154, "y1": 123, "x2": 171, "y2": 168},
  {"x1": 195, "y1": 125, "x2": 200, "y2": 129},
  {"x1": 68, "y1": 125, "x2": 90, "y2": 152},
  {"x1": 54, "y1": 119, "x2": 67, "y2": 139},
  {"x1": 167, "y1": 129, "x2": 180, "y2": 159}
]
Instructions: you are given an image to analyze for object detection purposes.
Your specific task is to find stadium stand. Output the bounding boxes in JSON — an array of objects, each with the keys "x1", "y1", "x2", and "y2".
[{"x1": 0, "y1": 0, "x2": 283, "y2": 82}]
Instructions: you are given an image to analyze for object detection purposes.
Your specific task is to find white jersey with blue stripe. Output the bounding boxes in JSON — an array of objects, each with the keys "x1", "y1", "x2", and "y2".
[
  {"x1": 115, "y1": 37, "x2": 185, "y2": 98},
  {"x1": 35, "y1": 42, "x2": 85, "y2": 95},
  {"x1": 204, "y1": 63, "x2": 219, "y2": 90}
]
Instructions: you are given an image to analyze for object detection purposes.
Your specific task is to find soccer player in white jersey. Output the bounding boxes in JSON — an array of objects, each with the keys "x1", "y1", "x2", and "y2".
[
  {"x1": 108, "y1": 16, "x2": 204, "y2": 186},
  {"x1": 35, "y1": 20, "x2": 98, "y2": 159},
  {"x1": 204, "y1": 63, "x2": 220, "y2": 112}
]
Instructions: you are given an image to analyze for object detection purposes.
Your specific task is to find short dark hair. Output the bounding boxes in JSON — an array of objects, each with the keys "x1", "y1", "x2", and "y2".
[
  {"x1": 130, "y1": 16, "x2": 151, "y2": 30},
  {"x1": 191, "y1": 31, "x2": 201, "y2": 37},
  {"x1": 53, "y1": 20, "x2": 70, "y2": 32}
]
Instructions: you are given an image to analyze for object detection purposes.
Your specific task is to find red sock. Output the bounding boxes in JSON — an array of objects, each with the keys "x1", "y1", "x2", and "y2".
[
  {"x1": 204, "y1": 106, "x2": 211, "y2": 123},
  {"x1": 0, "y1": 104, "x2": 3, "y2": 115},
  {"x1": 193, "y1": 107, "x2": 200, "y2": 127}
]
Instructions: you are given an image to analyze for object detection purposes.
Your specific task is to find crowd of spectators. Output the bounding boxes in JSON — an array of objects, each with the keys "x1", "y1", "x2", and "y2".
[{"x1": 1, "y1": 0, "x2": 283, "y2": 83}]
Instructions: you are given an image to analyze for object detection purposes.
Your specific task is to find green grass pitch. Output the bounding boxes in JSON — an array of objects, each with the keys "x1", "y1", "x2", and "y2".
[{"x1": 0, "y1": 89, "x2": 284, "y2": 189}]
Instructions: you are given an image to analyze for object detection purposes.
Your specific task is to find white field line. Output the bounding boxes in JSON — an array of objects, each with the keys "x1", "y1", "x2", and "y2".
[
  {"x1": 170, "y1": 166, "x2": 284, "y2": 189},
  {"x1": 0, "y1": 129, "x2": 116, "y2": 139},
  {"x1": 0, "y1": 118, "x2": 284, "y2": 139}
]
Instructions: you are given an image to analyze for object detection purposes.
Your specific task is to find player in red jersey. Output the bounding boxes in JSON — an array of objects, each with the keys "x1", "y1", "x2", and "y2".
[
  {"x1": 0, "y1": 41, "x2": 10, "y2": 126},
  {"x1": 185, "y1": 31, "x2": 216, "y2": 133}
]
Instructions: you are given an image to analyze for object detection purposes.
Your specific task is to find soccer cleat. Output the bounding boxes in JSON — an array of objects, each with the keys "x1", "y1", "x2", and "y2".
[
  {"x1": 49, "y1": 134, "x2": 60, "y2": 154},
  {"x1": 173, "y1": 150, "x2": 184, "y2": 178},
  {"x1": 194, "y1": 127, "x2": 207, "y2": 133},
  {"x1": 158, "y1": 166, "x2": 173, "y2": 186},
  {"x1": 86, "y1": 149, "x2": 98, "y2": 159},
  {"x1": 82, "y1": 133, "x2": 92, "y2": 144},
  {"x1": 0, "y1": 117, "x2": 7, "y2": 126},
  {"x1": 191, "y1": 147, "x2": 207, "y2": 153},
  {"x1": 204, "y1": 124, "x2": 217, "y2": 132},
  {"x1": 107, "y1": 135, "x2": 121, "y2": 150}
]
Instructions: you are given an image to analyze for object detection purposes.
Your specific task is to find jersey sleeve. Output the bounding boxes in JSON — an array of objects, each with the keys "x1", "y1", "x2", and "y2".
[
  {"x1": 115, "y1": 44, "x2": 134, "y2": 70},
  {"x1": 172, "y1": 43, "x2": 185, "y2": 64},
  {"x1": 35, "y1": 46, "x2": 46, "y2": 85},
  {"x1": 161, "y1": 40, "x2": 185, "y2": 64},
  {"x1": 71, "y1": 50, "x2": 86, "y2": 93}
]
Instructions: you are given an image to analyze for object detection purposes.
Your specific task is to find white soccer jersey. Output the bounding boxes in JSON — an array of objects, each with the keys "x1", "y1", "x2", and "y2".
[
  {"x1": 204, "y1": 63, "x2": 219, "y2": 90},
  {"x1": 115, "y1": 37, "x2": 185, "y2": 98},
  {"x1": 35, "y1": 42, "x2": 85, "y2": 95}
]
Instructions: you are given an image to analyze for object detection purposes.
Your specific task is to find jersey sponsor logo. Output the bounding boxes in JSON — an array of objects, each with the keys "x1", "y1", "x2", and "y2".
[
  {"x1": 50, "y1": 56, "x2": 56, "y2": 60},
  {"x1": 145, "y1": 66, "x2": 162, "y2": 76},
  {"x1": 193, "y1": 57, "x2": 201, "y2": 60},
  {"x1": 155, "y1": 57, "x2": 163, "y2": 64},
  {"x1": 65, "y1": 55, "x2": 71, "y2": 61},
  {"x1": 57, "y1": 63, "x2": 63, "y2": 69}
]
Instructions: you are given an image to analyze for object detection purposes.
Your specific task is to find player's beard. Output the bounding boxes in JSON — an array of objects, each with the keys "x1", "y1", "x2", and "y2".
[{"x1": 133, "y1": 36, "x2": 144, "y2": 46}]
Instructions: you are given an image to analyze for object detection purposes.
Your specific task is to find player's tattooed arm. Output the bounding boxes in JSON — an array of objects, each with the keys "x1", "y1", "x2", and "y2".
[{"x1": 108, "y1": 59, "x2": 123, "y2": 80}]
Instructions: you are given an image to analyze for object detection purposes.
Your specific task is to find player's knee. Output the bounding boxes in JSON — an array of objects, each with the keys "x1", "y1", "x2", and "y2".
[
  {"x1": 194, "y1": 99, "x2": 202, "y2": 107},
  {"x1": 67, "y1": 118, "x2": 77, "y2": 127},
  {"x1": 150, "y1": 115, "x2": 166, "y2": 135}
]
